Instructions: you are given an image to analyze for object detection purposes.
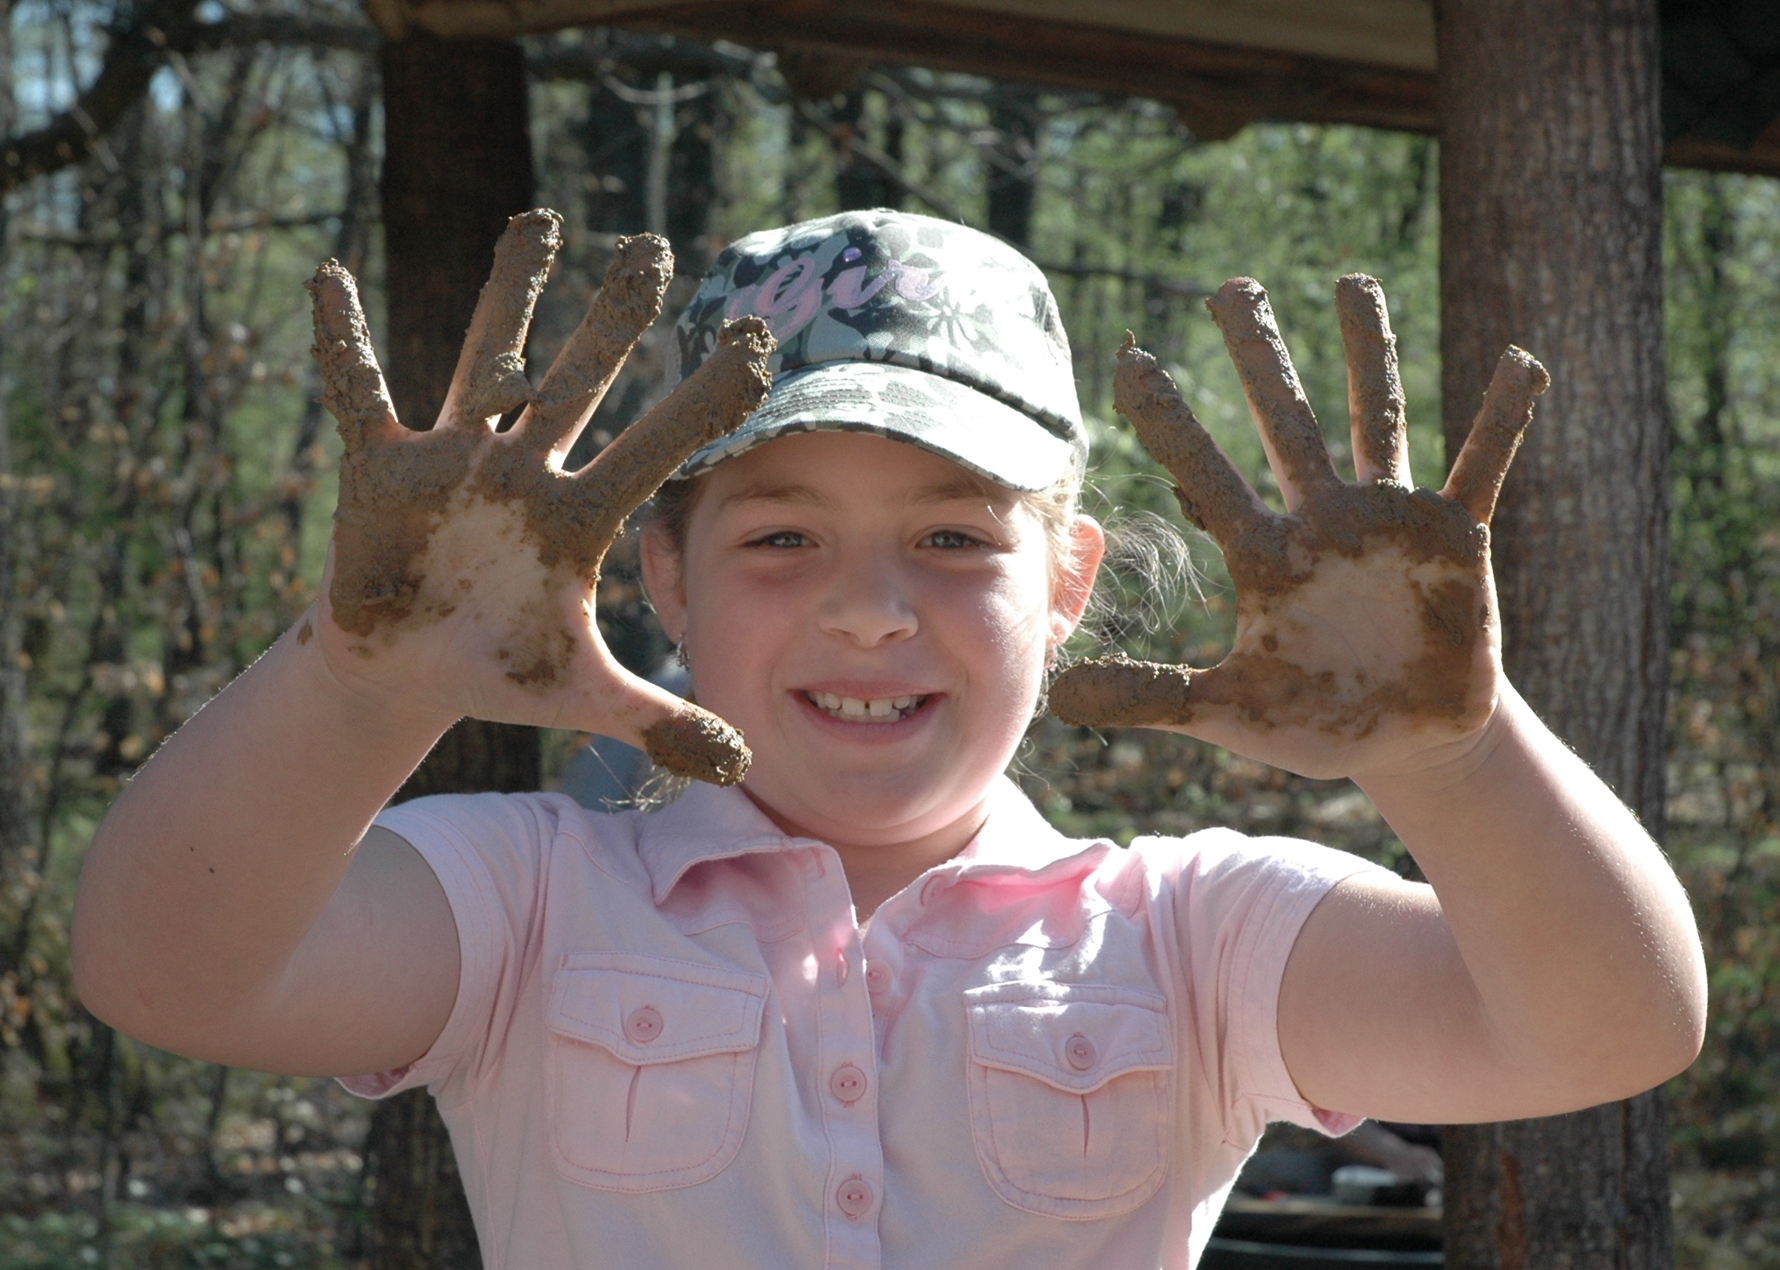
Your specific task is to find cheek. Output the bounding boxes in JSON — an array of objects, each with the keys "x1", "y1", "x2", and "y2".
[{"x1": 973, "y1": 564, "x2": 1058, "y2": 684}]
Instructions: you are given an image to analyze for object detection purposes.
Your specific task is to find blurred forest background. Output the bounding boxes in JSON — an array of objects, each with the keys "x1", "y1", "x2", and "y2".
[{"x1": 0, "y1": 0, "x2": 1776, "y2": 1265}]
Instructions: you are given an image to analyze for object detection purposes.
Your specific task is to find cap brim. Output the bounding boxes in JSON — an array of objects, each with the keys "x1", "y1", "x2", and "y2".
[{"x1": 676, "y1": 363, "x2": 1082, "y2": 492}]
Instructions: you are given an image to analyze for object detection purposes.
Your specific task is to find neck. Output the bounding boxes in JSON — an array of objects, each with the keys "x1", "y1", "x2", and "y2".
[{"x1": 741, "y1": 788, "x2": 993, "y2": 922}]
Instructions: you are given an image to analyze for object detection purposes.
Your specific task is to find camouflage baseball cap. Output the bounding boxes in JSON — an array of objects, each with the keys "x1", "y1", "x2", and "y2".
[{"x1": 667, "y1": 209, "x2": 1086, "y2": 491}]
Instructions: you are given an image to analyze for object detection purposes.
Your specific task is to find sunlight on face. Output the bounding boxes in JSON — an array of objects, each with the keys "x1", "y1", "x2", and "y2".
[{"x1": 644, "y1": 432, "x2": 1095, "y2": 855}]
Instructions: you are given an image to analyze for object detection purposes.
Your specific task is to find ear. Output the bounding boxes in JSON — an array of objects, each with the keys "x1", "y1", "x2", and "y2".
[
  {"x1": 639, "y1": 524, "x2": 689, "y2": 646},
  {"x1": 1049, "y1": 514, "x2": 1106, "y2": 647}
]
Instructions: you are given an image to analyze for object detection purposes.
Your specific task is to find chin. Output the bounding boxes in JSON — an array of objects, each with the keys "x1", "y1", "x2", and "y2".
[{"x1": 752, "y1": 764, "x2": 986, "y2": 844}]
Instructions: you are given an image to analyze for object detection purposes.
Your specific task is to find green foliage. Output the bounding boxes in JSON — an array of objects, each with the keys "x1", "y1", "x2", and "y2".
[{"x1": 0, "y1": 14, "x2": 1776, "y2": 1266}]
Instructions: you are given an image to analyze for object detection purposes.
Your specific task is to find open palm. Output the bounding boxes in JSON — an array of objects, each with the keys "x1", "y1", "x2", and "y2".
[
  {"x1": 1051, "y1": 275, "x2": 1548, "y2": 779},
  {"x1": 308, "y1": 210, "x2": 773, "y2": 784}
]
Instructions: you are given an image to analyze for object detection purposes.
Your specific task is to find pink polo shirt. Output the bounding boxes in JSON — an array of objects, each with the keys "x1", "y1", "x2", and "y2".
[{"x1": 345, "y1": 777, "x2": 1381, "y2": 1269}]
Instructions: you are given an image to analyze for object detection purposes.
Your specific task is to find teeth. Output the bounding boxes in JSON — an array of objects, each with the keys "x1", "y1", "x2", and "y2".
[{"x1": 809, "y1": 692, "x2": 925, "y2": 720}]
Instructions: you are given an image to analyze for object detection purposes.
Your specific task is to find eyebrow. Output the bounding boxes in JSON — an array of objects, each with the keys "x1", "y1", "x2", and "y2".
[
  {"x1": 716, "y1": 474, "x2": 1006, "y2": 513},
  {"x1": 715, "y1": 481, "x2": 831, "y2": 512}
]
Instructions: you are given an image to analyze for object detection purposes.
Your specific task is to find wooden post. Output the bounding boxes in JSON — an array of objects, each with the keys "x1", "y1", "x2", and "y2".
[
  {"x1": 1437, "y1": 2, "x2": 1671, "y2": 1267},
  {"x1": 362, "y1": 33, "x2": 538, "y2": 1270}
]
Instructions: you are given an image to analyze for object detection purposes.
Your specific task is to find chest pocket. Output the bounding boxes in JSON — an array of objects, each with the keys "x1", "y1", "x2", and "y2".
[
  {"x1": 963, "y1": 981, "x2": 1174, "y2": 1219},
  {"x1": 545, "y1": 952, "x2": 768, "y2": 1193}
]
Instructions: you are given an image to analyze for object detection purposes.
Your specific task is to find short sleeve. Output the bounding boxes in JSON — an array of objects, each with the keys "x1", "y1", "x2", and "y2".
[
  {"x1": 337, "y1": 792, "x2": 556, "y2": 1102},
  {"x1": 1141, "y1": 828, "x2": 1389, "y2": 1145}
]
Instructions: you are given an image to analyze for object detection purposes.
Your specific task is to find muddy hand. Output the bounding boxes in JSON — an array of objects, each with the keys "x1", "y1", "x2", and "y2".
[
  {"x1": 1050, "y1": 274, "x2": 1548, "y2": 778},
  {"x1": 308, "y1": 209, "x2": 775, "y2": 784}
]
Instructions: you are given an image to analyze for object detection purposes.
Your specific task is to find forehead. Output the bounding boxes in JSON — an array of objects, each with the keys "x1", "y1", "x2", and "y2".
[{"x1": 698, "y1": 431, "x2": 1016, "y2": 512}]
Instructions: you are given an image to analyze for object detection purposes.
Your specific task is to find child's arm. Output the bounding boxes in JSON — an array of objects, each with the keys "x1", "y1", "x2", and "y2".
[
  {"x1": 72, "y1": 213, "x2": 773, "y2": 1076},
  {"x1": 1052, "y1": 277, "x2": 1706, "y2": 1123}
]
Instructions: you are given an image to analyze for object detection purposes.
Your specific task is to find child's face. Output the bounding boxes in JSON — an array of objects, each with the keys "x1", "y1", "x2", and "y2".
[{"x1": 643, "y1": 431, "x2": 1101, "y2": 852}]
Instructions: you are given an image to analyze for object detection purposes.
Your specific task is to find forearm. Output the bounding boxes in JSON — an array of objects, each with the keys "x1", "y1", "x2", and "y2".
[
  {"x1": 1357, "y1": 685, "x2": 1706, "y2": 1095},
  {"x1": 72, "y1": 608, "x2": 454, "y2": 1043}
]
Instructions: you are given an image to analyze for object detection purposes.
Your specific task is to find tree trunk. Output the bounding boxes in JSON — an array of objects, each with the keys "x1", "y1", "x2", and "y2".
[
  {"x1": 362, "y1": 34, "x2": 538, "y2": 1270},
  {"x1": 986, "y1": 84, "x2": 1039, "y2": 248},
  {"x1": 0, "y1": 0, "x2": 36, "y2": 995},
  {"x1": 1437, "y1": 3, "x2": 1671, "y2": 1268}
]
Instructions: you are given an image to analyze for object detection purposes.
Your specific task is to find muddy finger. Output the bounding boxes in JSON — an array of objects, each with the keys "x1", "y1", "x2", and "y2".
[
  {"x1": 570, "y1": 317, "x2": 775, "y2": 544},
  {"x1": 1115, "y1": 334, "x2": 1271, "y2": 546},
  {"x1": 1205, "y1": 278, "x2": 1339, "y2": 510},
  {"x1": 641, "y1": 704, "x2": 752, "y2": 786},
  {"x1": 1335, "y1": 274, "x2": 1410, "y2": 486},
  {"x1": 523, "y1": 233, "x2": 675, "y2": 464},
  {"x1": 1049, "y1": 655, "x2": 1198, "y2": 729},
  {"x1": 307, "y1": 261, "x2": 399, "y2": 452},
  {"x1": 1440, "y1": 346, "x2": 1550, "y2": 525},
  {"x1": 439, "y1": 209, "x2": 563, "y2": 431}
]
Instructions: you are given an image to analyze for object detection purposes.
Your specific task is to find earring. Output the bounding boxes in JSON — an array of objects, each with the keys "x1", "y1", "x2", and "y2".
[{"x1": 675, "y1": 641, "x2": 691, "y2": 670}]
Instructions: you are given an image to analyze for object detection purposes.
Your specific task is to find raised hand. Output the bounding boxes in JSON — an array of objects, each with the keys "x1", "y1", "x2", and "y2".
[
  {"x1": 307, "y1": 209, "x2": 774, "y2": 784},
  {"x1": 1050, "y1": 275, "x2": 1548, "y2": 779}
]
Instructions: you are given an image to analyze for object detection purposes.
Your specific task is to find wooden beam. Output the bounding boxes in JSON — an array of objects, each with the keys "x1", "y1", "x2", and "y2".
[
  {"x1": 633, "y1": 0, "x2": 1438, "y2": 135},
  {"x1": 373, "y1": 0, "x2": 1780, "y2": 177}
]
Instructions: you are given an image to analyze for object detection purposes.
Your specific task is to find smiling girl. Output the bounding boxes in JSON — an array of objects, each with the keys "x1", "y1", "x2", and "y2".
[{"x1": 72, "y1": 209, "x2": 1705, "y2": 1269}]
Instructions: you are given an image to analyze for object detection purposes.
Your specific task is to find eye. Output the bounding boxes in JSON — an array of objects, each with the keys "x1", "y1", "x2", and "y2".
[
  {"x1": 922, "y1": 528, "x2": 983, "y2": 550},
  {"x1": 747, "y1": 529, "x2": 808, "y2": 549}
]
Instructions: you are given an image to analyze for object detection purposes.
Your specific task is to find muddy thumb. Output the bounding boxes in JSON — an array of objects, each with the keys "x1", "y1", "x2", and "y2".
[
  {"x1": 1049, "y1": 655, "x2": 1196, "y2": 729},
  {"x1": 641, "y1": 704, "x2": 752, "y2": 786}
]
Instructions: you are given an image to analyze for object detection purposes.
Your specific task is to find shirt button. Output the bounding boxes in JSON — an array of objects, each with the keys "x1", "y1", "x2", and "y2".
[
  {"x1": 624, "y1": 1005, "x2": 664, "y2": 1045},
  {"x1": 835, "y1": 1174, "x2": 876, "y2": 1219},
  {"x1": 864, "y1": 961, "x2": 891, "y2": 993},
  {"x1": 1064, "y1": 1032, "x2": 1097, "y2": 1071},
  {"x1": 835, "y1": 949, "x2": 851, "y2": 987},
  {"x1": 830, "y1": 1063, "x2": 867, "y2": 1105}
]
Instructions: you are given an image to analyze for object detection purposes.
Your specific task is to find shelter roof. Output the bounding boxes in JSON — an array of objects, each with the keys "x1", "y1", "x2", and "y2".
[{"x1": 362, "y1": 0, "x2": 1780, "y2": 177}]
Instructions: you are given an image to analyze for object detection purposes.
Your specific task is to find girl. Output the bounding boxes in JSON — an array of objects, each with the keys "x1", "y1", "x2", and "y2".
[{"x1": 72, "y1": 208, "x2": 1705, "y2": 1269}]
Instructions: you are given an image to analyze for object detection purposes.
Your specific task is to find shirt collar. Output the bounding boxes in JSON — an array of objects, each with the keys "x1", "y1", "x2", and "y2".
[{"x1": 634, "y1": 777, "x2": 1106, "y2": 906}]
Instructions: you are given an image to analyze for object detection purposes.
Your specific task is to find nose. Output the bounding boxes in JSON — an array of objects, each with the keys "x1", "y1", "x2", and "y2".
[{"x1": 817, "y1": 549, "x2": 918, "y2": 648}]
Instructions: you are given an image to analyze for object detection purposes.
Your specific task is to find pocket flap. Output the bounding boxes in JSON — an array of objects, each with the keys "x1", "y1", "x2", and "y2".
[
  {"x1": 964, "y1": 981, "x2": 1172, "y2": 1095},
  {"x1": 548, "y1": 952, "x2": 768, "y2": 1065}
]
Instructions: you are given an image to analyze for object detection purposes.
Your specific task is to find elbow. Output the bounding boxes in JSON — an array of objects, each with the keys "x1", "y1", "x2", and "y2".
[
  {"x1": 69, "y1": 889, "x2": 135, "y2": 1036},
  {"x1": 1599, "y1": 952, "x2": 1710, "y2": 1101},
  {"x1": 1660, "y1": 951, "x2": 1710, "y2": 1084}
]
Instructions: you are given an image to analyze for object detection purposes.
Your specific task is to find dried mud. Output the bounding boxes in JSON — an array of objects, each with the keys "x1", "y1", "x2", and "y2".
[
  {"x1": 446, "y1": 209, "x2": 561, "y2": 429},
  {"x1": 1050, "y1": 655, "x2": 1196, "y2": 729},
  {"x1": 307, "y1": 218, "x2": 774, "y2": 785},
  {"x1": 643, "y1": 708, "x2": 752, "y2": 786},
  {"x1": 1113, "y1": 334, "x2": 1265, "y2": 544},
  {"x1": 498, "y1": 317, "x2": 776, "y2": 585},
  {"x1": 1204, "y1": 278, "x2": 1337, "y2": 495},
  {"x1": 1053, "y1": 574, "x2": 1485, "y2": 737},
  {"x1": 528, "y1": 233, "x2": 673, "y2": 455},
  {"x1": 309, "y1": 259, "x2": 474, "y2": 637},
  {"x1": 305, "y1": 262, "x2": 395, "y2": 451},
  {"x1": 1442, "y1": 347, "x2": 1549, "y2": 524},
  {"x1": 1333, "y1": 274, "x2": 1409, "y2": 484},
  {"x1": 1066, "y1": 284, "x2": 1519, "y2": 741}
]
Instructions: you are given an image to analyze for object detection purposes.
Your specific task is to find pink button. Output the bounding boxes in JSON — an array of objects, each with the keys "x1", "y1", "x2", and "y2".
[
  {"x1": 864, "y1": 961, "x2": 891, "y2": 993},
  {"x1": 625, "y1": 1005, "x2": 664, "y2": 1045},
  {"x1": 1064, "y1": 1032, "x2": 1097, "y2": 1071},
  {"x1": 835, "y1": 1174, "x2": 875, "y2": 1219},
  {"x1": 830, "y1": 1063, "x2": 867, "y2": 1105}
]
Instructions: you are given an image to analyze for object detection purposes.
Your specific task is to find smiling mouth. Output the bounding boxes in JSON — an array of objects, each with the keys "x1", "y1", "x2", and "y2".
[{"x1": 805, "y1": 691, "x2": 930, "y2": 722}]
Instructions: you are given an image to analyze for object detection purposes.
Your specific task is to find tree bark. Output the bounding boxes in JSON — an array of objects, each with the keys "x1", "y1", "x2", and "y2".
[
  {"x1": 0, "y1": 0, "x2": 25, "y2": 934},
  {"x1": 986, "y1": 84, "x2": 1039, "y2": 248},
  {"x1": 363, "y1": 34, "x2": 538, "y2": 1270},
  {"x1": 1437, "y1": 3, "x2": 1671, "y2": 1268}
]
